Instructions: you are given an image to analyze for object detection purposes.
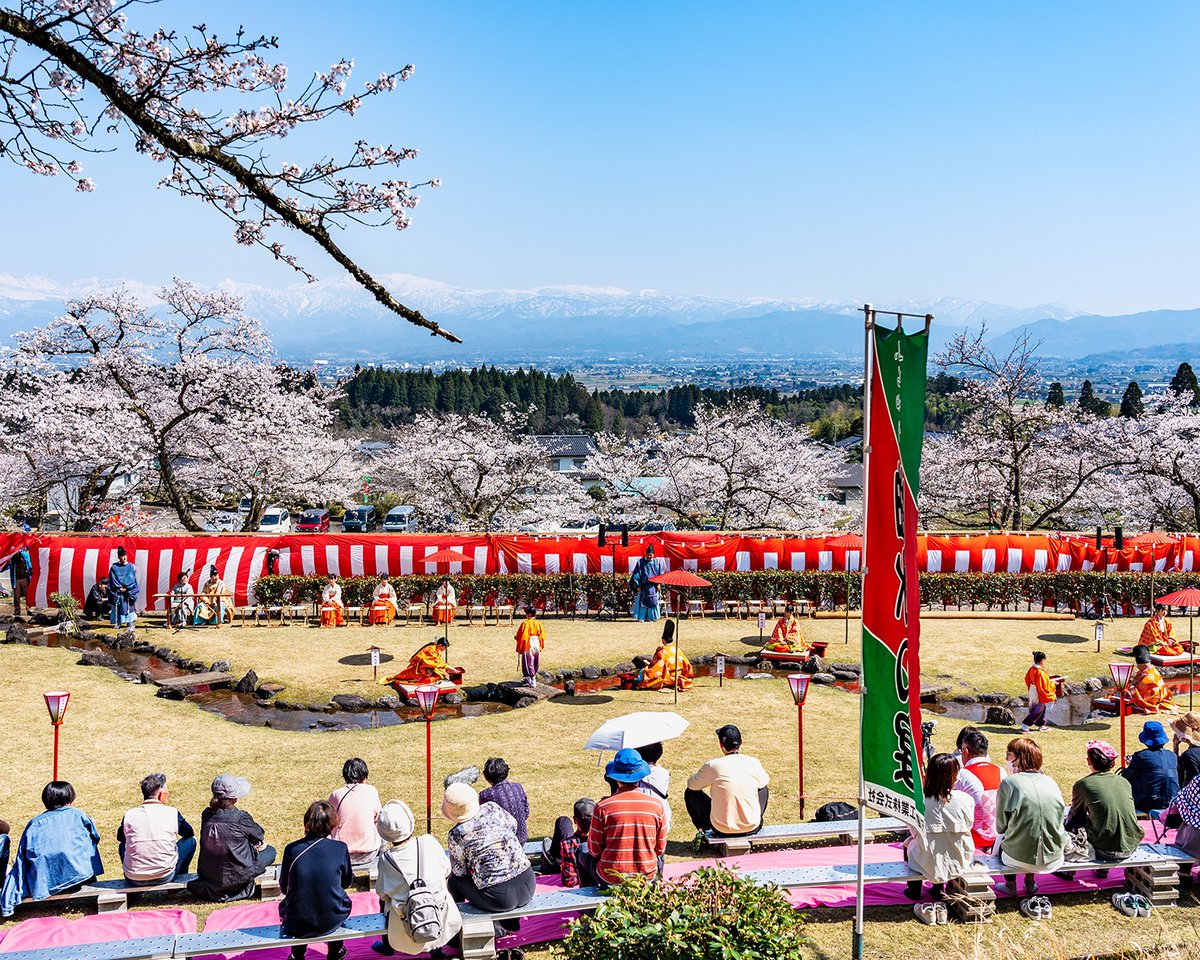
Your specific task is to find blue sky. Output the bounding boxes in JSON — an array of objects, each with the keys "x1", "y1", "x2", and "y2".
[{"x1": 3, "y1": 1, "x2": 1198, "y2": 314}]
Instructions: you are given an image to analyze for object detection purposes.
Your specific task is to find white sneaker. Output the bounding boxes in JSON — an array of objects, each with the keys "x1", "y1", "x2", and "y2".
[
  {"x1": 913, "y1": 902, "x2": 938, "y2": 925},
  {"x1": 934, "y1": 902, "x2": 949, "y2": 924}
]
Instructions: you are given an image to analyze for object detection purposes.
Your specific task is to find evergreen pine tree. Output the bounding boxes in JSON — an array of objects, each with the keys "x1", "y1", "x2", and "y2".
[
  {"x1": 1171, "y1": 362, "x2": 1200, "y2": 406},
  {"x1": 1046, "y1": 382, "x2": 1065, "y2": 408},
  {"x1": 1076, "y1": 380, "x2": 1109, "y2": 416},
  {"x1": 1119, "y1": 381, "x2": 1144, "y2": 418}
]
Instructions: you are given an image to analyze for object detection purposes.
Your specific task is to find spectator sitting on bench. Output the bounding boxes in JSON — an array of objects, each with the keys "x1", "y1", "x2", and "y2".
[
  {"x1": 279, "y1": 800, "x2": 353, "y2": 960},
  {"x1": 578, "y1": 749, "x2": 667, "y2": 889},
  {"x1": 541, "y1": 799, "x2": 595, "y2": 888},
  {"x1": 187, "y1": 774, "x2": 276, "y2": 903},
  {"x1": 443, "y1": 783, "x2": 535, "y2": 936},
  {"x1": 685, "y1": 724, "x2": 770, "y2": 852},
  {"x1": 1, "y1": 781, "x2": 103, "y2": 917},
  {"x1": 1160, "y1": 770, "x2": 1200, "y2": 880},
  {"x1": 328, "y1": 758, "x2": 383, "y2": 869},
  {"x1": 1058, "y1": 740, "x2": 1141, "y2": 881},
  {"x1": 636, "y1": 741, "x2": 672, "y2": 832},
  {"x1": 955, "y1": 726, "x2": 1006, "y2": 851},
  {"x1": 904, "y1": 752, "x2": 975, "y2": 925},
  {"x1": 0, "y1": 819, "x2": 8, "y2": 884},
  {"x1": 995, "y1": 737, "x2": 1067, "y2": 921},
  {"x1": 118, "y1": 772, "x2": 196, "y2": 885},
  {"x1": 1122, "y1": 721, "x2": 1180, "y2": 814},
  {"x1": 1172, "y1": 712, "x2": 1200, "y2": 790},
  {"x1": 373, "y1": 799, "x2": 461, "y2": 959},
  {"x1": 479, "y1": 757, "x2": 530, "y2": 845}
]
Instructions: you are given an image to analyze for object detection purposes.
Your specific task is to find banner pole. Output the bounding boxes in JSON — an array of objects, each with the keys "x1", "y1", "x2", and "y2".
[{"x1": 852, "y1": 304, "x2": 874, "y2": 960}]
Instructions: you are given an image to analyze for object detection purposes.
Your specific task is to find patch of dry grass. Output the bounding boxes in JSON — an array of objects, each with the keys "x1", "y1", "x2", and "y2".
[{"x1": 4, "y1": 611, "x2": 1194, "y2": 955}]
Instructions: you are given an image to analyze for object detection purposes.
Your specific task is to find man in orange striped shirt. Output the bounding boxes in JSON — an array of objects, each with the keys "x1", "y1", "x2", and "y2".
[{"x1": 579, "y1": 749, "x2": 668, "y2": 888}]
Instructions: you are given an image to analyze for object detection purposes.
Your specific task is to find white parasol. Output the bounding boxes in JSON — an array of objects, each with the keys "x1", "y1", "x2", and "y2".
[{"x1": 584, "y1": 711, "x2": 690, "y2": 751}]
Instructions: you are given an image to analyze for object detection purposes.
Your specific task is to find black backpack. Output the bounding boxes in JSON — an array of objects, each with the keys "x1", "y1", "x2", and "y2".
[{"x1": 814, "y1": 801, "x2": 856, "y2": 823}]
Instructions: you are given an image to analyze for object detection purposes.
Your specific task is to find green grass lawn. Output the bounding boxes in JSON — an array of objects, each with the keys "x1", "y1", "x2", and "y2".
[{"x1": 2, "y1": 611, "x2": 1194, "y2": 957}]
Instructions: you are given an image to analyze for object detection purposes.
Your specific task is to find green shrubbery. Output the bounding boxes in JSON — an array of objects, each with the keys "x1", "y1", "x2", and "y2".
[
  {"x1": 556, "y1": 868, "x2": 809, "y2": 960},
  {"x1": 251, "y1": 570, "x2": 1189, "y2": 613}
]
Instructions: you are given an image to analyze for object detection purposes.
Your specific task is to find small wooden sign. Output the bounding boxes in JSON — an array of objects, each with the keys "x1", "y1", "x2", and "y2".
[{"x1": 716, "y1": 654, "x2": 726, "y2": 687}]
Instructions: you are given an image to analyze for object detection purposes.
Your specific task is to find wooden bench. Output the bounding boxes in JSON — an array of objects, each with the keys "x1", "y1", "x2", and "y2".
[
  {"x1": 171, "y1": 912, "x2": 388, "y2": 958},
  {"x1": 459, "y1": 887, "x2": 608, "y2": 959},
  {"x1": 404, "y1": 602, "x2": 426, "y2": 625},
  {"x1": 491, "y1": 604, "x2": 515, "y2": 625},
  {"x1": 705, "y1": 817, "x2": 906, "y2": 857},
  {"x1": 8, "y1": 871, "x2": 281, "y2": 918}
]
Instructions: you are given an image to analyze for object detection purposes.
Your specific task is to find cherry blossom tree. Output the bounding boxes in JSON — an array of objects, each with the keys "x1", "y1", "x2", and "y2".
[
  {"x1": 180, "y1": 383, "x2": 359, "y2": 531},
  {"x1": 588, "y1": 403, "x2": 845, "y2": 529},
  {"x1": 0, "y1": 0, "x2": 456, "y2": 341},
  {"x1": 377, "y1": 409, "x2": 592, "y2": 530},
  {"x1": 1116, "y1": 391, "x2": 1200, "y2": 530},
  {"x1": 920, "y1": 328, "x2": 1138, "y2": 530}
]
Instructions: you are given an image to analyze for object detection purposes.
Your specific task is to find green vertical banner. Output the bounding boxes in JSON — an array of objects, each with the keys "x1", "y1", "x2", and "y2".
[{"x1": 861, "y1": 318, "x2": 929, "y2": 831}]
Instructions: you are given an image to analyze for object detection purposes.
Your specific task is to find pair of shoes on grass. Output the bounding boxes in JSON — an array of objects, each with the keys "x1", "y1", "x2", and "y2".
[
  {"x1": 1112, "y1": 893, "x2": 1153, "y2": 917},
  {"x1": 1020, "y1": 896, "x2": 1052, "y2": 920},
  {"x1": 912, "y1": 902, "x2": 948, "y2": 925}
]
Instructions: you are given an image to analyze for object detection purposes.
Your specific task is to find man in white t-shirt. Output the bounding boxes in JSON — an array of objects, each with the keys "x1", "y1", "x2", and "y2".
[
  {"x1": 118, "y1": 773, "x2": 195, "y2": 883},
  {"x1": 685, "y1": 725, "x2": 770, "y2": 844}
]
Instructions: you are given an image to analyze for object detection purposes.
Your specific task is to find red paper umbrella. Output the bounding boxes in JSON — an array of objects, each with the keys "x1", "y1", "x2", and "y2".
[
  {"x1": 423, "y1": 548, "x2": 473, "y2": 565},
  {"x1": 1130, "y1": 531, "x2": 1178, "y2": 545},
  {"x1": 1158, "y1": 587, "x2": 1200, "y2": 608},
  {"x1": 650, "y1": 570, "x2": 713, "y2": 588},
  {"x1": 825, "y1": 532, "x2": 863, "y2": 548}
]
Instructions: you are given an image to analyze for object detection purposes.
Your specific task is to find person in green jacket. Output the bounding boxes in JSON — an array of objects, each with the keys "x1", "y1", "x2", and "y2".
[
  {"x1": 1063, "y1": 740, "x2": 1142, "y2": 876},
  {"x1": 996, "y1": 737, "x2": 1066, "y2": 921}
]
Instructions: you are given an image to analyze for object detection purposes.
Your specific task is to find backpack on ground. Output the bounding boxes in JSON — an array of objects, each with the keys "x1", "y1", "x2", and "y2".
[
  {"x1": 813, "y1": 801, "x2": 856, "y2": 822},
  {"x1": 396, "y1": 838, "x2": 443, "y2": 943}
]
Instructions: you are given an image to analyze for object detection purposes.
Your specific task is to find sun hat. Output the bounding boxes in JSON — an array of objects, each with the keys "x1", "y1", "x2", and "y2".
[
  {"x1": 441, "y1": 782, "x2": 480, "y2": 825},
  {"x1": 377, "y1": 800, "x2": 416, "y2": 844},
  {"x1": 211, "y1": 774, "x2": 251, "y2": 800},
  {"x1": 605, "y1": 747, "x2": 651, "y2": 783},
  {"x1": 1140, "y1": 721, "x2": 1170, "y2": 749},
  {"x1": 1172, "y1": 712, "x2": 1200, "y2": 747}
]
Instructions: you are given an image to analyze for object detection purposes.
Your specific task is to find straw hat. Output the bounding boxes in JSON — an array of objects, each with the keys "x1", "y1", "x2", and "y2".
[
  {"x1": 1172, "y1": 712, "x2": 1200, "y2": 747},
  {"x1": 441, "y1": 782, "x2": 480, "y2": 825}
]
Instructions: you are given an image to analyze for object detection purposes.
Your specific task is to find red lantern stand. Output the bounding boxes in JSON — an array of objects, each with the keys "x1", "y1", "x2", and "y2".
[
  {"x1": 43, "y1": 691, "x2": 71, "y2": 780},
  {"x1": 1108, "y1": 662, "x2": 1133, "y2": 768},
  {"x1": 414, "y1": 684, "x2": 442, "y2": 833},
  {"x1": 787, "y1": 674, "x2": 811, "y2": 818}
]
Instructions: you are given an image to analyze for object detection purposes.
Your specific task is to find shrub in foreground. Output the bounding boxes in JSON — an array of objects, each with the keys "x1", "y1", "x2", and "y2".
[{"x1": 556, "y1": 867, "x2": 809, "y2": 960}]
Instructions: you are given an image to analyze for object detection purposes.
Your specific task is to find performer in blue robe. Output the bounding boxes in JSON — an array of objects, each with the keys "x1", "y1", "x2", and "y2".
[
  {"x1": 629, "y1": 545, "x2": 663, "y2": 622},
  {"x1": 107, "y1": 546, "x2": 139, "y2": 627}
]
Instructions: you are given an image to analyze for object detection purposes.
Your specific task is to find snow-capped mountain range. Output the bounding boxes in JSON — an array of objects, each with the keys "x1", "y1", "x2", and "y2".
[{"x1": 0, "y1": 271, "x2": 1185, "y2": 362}]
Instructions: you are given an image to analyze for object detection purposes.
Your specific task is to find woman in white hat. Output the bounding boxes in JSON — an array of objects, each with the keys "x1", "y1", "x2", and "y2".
[
  {"x1": 443, "y1": 782, "x2": 534, "y2": 928},
  {"x1": 372, "y1": 800, "x2": 461, "y2": 958}
]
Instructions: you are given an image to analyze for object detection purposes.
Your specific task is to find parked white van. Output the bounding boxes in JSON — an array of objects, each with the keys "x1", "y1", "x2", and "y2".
[{"x1": 383, "y1": 505, "x2": 419, "y2": 533}]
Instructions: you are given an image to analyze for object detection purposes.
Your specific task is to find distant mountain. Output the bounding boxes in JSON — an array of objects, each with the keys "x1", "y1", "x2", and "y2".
[
  {"x1": 0, "y1": 271, "x2": 1144, "y2": 363},
  {"x1": 989, "y1": 308, "x2": 1200, "y2": 360}
]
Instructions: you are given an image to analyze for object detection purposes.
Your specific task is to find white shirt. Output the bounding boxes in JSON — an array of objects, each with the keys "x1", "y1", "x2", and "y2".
[
  {"x1": 638, "y1": 764, "x2": 672, "y2": 831},
  {"x1": 322, "y1": 582, "x2": 343, "y2": 604}
]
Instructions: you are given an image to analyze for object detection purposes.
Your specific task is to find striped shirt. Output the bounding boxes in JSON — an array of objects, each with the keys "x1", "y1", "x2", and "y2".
[{"x1": 587, "y1": 788, "x2": 667, "y2": 884}]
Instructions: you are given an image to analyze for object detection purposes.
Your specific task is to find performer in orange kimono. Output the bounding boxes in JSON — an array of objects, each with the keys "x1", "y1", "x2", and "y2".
[
  {"x1": 764, "y1": 605, "x2": 809, "y2": 654},
  {"x1": 514, "y1": 605, "x2": 546, "y2": 685},
  {"x1": 369, "y1": 574, "x2": 399, "y2": 625},
  {"x1": 1139, "y1": 604, "x2": 1185, "y2": 656},
  {"x1": 320, "y1": 576, "x2": 345, "y2": 627},
  {"x1": 633, "y1": 620, "x2": 694, "y2": 691},
  {"x1": 1021, "y1": 650, "x2": 1057, "y2": 732},
  {"x1": 386, "y1": 638, "x2": 451, "y2": 686},
  {"x1": 1129, "y1": 645, "x2": 1176, "y2": 714},
  {"x1": 432, "y1": 579, "x2": 457, "y2": 625}
]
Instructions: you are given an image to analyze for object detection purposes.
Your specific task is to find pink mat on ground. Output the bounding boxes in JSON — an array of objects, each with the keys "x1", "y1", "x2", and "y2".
[{"x1": 0, "y1": 908, "x2": 197, "y2": 953}]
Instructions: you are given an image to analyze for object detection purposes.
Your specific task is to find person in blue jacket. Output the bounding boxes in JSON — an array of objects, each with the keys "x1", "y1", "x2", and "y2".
[
  {"x1": 1, "y1": 782, "x2": 103, "y2": 917},
  {"x1": 279, "y1": 800, "x2": 353, "y2": 960},
  {"x1": 1122, "y1": 720, "x2": 1180, "y2": 813}
]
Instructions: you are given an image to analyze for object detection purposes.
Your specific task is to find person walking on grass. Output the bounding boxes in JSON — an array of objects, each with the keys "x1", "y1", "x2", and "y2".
[
  {"x1": 1021, "y1": 651, "x2": 1056, "y2": 732},
  {"x1": 514, "y1": 606, "x2": 545, "y2": 686}
]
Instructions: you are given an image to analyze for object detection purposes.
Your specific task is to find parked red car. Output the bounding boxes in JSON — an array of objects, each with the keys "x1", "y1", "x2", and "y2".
[{"x1": 295, "y1": 508, "x2": 330, "y2": 533}]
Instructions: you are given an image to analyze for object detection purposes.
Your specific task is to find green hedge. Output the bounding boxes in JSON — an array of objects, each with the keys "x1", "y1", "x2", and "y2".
[{"x1": 252, "y1": 570, "x2": 1196, "y2": 613}]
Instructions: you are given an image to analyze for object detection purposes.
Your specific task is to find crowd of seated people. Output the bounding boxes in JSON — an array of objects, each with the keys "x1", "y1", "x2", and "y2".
[{"x1": 0, "y1": 717, "x2": 1177, "y2": 946}]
